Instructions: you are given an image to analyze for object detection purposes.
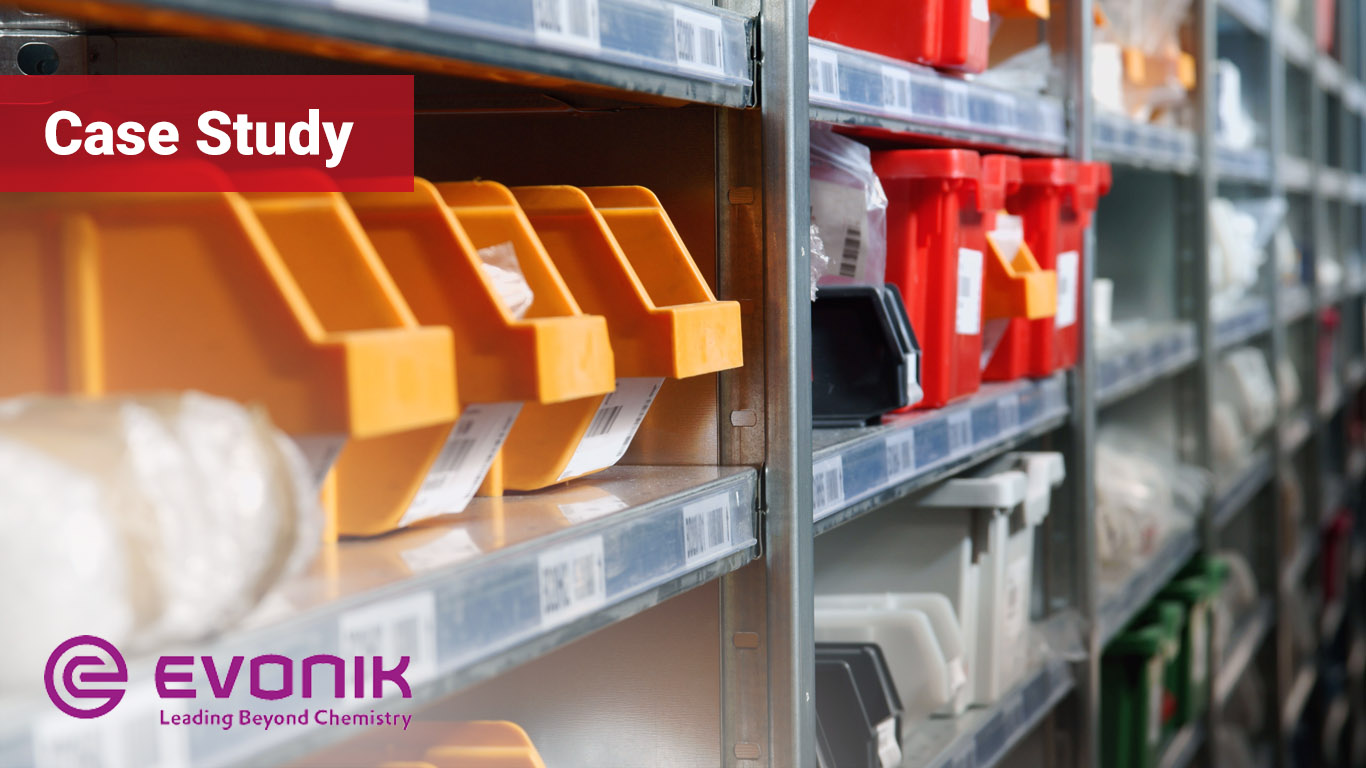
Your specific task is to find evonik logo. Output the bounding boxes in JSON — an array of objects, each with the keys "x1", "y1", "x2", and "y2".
[{"x1": 44, "y1": 636, "x2": 413, "y2": 719}]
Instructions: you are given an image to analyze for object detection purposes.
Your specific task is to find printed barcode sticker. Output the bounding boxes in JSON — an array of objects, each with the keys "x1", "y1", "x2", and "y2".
[
  {"x1": 333, "y1": 0, "x2": 429, "y2": 22},
  {"x1": 876, "y1": 716, "x2": 902, "y2": 768},
  {"x1": 943, "y1": 81, "x2": 971, "y2": 124},
  {"x1": 532, "y1": 0, "x2": 601, "y2": 51},
  {"x1": 947, "y1": 410, "x2": 972, "y2": 457},
  {"x1": 809, "y1": 45, "x2": 841, "y2": 101},
  {"x1": 293, "y1": 434, "x2": 346, "y2": 490},
  {"x1": 672, "y1": 6, "x2": 725, "y2": 76},
  {"x1": 997, "y1": 393, "x2": 1020, "y2": 435},
  {"x1": 399, "y1": 528, "x2": 482, "y2": 571},
  {"x1": 404, "y1": 402, "x2": 521, "y2": 526},
  {"x1": 880, "y1": 64, "x2": 913, "y2": 116},
  {"x1": 681, "y1": 493, "x2": 732, "y2": 565},
  {"x1": 1055, "y1": 250, "x2": 1079, "y2": 328},
  {"x1": 559, "y1": 377, "x2": 663, "y2": 480},
  {"x1": 956, "y1": 247, "x2": 984, "y2": 335},
  {"x1": 538, "y1": 535, "x2": 607, "y2": 626},
  {"x1": 811, "y1": 178, "x2": 869, "y2": 284},
  {"x1": 558, "y1": 494, "x2": 629, "y2": 524},
  {"x1": 838, "y1": 224, "x2": 862, "y2": 278},
  {"x1": 884, "y1": 430, "x2": 917, "y2": 483},
  {"x1": 812, "y1": 454, "x2": 846, "y2": 516},
  {"x1": 339, "y1": 592, "x2": 439, "y2": 698}
]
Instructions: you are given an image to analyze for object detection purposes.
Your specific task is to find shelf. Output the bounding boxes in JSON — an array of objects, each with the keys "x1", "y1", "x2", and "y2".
[
  {"x1": 19, "y1": 0, "x2": 755, "y2": 107},
  {"x1": 1214, "y1": 450, "x2": 1274, "y2": 529},
  {"x1": 812, "y1": 373, "x2": 1069, "y2": 535},
  {"x1": 1281, "y1": 155, "x2": 1314, "y2": 192},
  {"x1": 1156, "y1": 723, "x2": 1205, "y2": 768},
  {"x1": 1214, "y1": 299, "x2": 1272, "y2": 350},
  {"x1": 1097, "y1": 322, "x2": 1199, "y2": 406},
  {"x1": 1320, "y1": 168, "x2": 1347, "y2": 200},
  {"x1": 1320, "y1": 598, "x2": 1345, "y2": 644},
  {"x1": 1280, "y1": 282, "x2": 1314, "y2": 321},
  {"x1": 1215, "y1": 145, "x2": 1272, "y2": 184},
  {"x1": 1098, "y1": 524, "x2": 1201, "y2": 645},
  {"x1": 808, "y1": 39, "x2": 1067, "y2": 154},
  {"x1": 1281, "y1": 662, "x2": 1317, "y2": 730},
  {"x1": 1345, "y1": 80, "x2": 1366, "y2": 116},
  {"x1": 1348, "y1": 173, "x2": 1366, "y2": 203},
  {"x1": 1217, "y1": 0, "x2": 1270, "y2": 35},
  {"x1": 1317, "y1": 55, "x2": 1346, "y2": 95},
  {"x1": 1281, "y1": 407, "x2": 1314, "y2": 453},
  {"x1": 0, "y1": 465, "x2": 758, "y2": 768},
  {"x1": 1279, "y1": 24, "x2": 1315, "y2": 69},
  {"x1": 1283, "y1": 533, "x2": 1320, "y2": 590},
  {"x1": 1094, "y1": 115, "x2": 1198, "y2": 174},
  {"x1": 1215, "y1": 598, "x2": 1275, "y2": 705},
  {"x1": 898, "y1": 657, "x2": 1074, "y2": 768}
]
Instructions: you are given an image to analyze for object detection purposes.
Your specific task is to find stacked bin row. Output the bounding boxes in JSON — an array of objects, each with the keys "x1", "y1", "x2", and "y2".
[{"x1": 0, "y1": 171, "x2": 743, "y2": 538}]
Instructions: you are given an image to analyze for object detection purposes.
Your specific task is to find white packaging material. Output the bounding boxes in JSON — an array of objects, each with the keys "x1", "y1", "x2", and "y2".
[
  {"x1": 1095, "y1": 430, "x2": 1207, "y2": 569},
  {"x1": 815, "y1": 593, "x2": 968, "y2": 726},
  {"x1": 1209, "y1": 197, "x2": 1284, "y2": 314},
  {"x1": 1221, "y1": 347, "x2": 1276, "y2": 437},
  {"x1": 1211, "y1": 400, "x2": 1249, "y2": 476},
  {"x1": 810, "y1": 222, "x2": 830, "y2": 302},
  {"x1": 1092, "y1": 43, "x2": 1127, "y2": 115},
  {"x1": 1278, "y1": 355, "x2": 1301, "y2": 412},
  {"x1": 0, "y1": 393, "x2": 321, "y2": 689},
  {"x1": 811, "y1": 125, "x2": 888, "y2": 288},
  {"x1": 1216, "y1": 60, "x2": 1257, "y2": 150},
  {"x1": 477, "y1": 241, "x2": 535, "y2": 320}
]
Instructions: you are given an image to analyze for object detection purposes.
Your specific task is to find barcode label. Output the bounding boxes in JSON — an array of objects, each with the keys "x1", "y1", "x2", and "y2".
[
  {"x1": 404, "y1": 402, "x2": 521, "y2": 525},
  {"x1": 682, "y1": 493, "x2": 732, "y2": 565},
  {"x1": 943, "y1": 81, "x2": 971, "y2": 124},
  {"x1": 1055, "y1": 250, "x2": 1079, "y2": 328},
  {"x1": 809, "y1": 45, "x2": 841, "y2": 101},
  {"x1": 812, "y1": 455, "x2": 845, "y2": 516},
  {"x1": 338, "y1": 592, "x2": 439, "y2": 698},
  {"x1": 673, "y1": 6, "x2": 725, "y2": 76},
  {"x1": 532, "y1": 0, "x2": 600, "y2": 51},
  {"x1": 558, "y1": 494, "x2": 629, "y2": 524},
  {"x1": 293, "y1": 434, "x2": 346, "y2": 490},
  {"x1": 399, "y1": 528, "x2": 482, "y2": 571},
  {"x1": 997, "y1": 393, "x2": 1021, "y2": 435},
  {"x1": 947, "y1": 410, "x2": 973, "y2": 457},
  {"x1": 538, "y1": 535, "x2": 607, "y2": 626},
  {"x1": 558, "y1": 377, "x2": 663, "y2": 480},
  {"x1": 956, "y1": 247, "x2": 984, "y2": 335},
  {"x1": 838, "y1": 225, "x2": 862, "y2": 278},
  {"x1": 333, "y1": 0, "x2": 428, "y2": 22},
  {"x1": 885, "y1": 430, "x2": 917, "y2": 483},
  {"x1": 880, "y1": 64, "x2": 913, "y2": 116}
]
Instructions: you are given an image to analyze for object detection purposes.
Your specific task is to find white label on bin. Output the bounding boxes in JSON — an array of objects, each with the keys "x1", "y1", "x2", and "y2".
[
  {"x1": 672, "y1": 6, "x2": 725, "y2": 76},
  {"x1": 947, "y1": 410, "x2": 973, "y2": 458},
  {"x1": 876, "y1": 717, "x2": 902, "y2": 768},
  {"x1": 811, "y1": 179, "x2": 872, "y2": 283},
  {"x1": 997, "y1": 392, "x2": 1021, "y2": 435},
  {"x1": 558, "y1": 494, "x2": 629, "y2": 524},
  {"x1": 880, "y1": 64, "x2": 913, "y2": 117},
  {"x1": 1147, "y1": 657, "x2": 1163, "y2": 746},
  {"x1": 293, "y1": 434, "x2": 346, "y2": 490},
  {"x1": 399, "y1": 528, "x2": 482, "y2": 572},
  {"x1": 538, "y1": 535, "x2": 607, "y2": 626},
  {"x1": 404, "y1": 402, "x2": 522, "y2": 526},
  {"x1": 885, "y1": 429, "x2": 917, "y2": 483},
  {"x1": 1055, "y1": 250, "x2": 1079, "y2": 329},
  {"x1": 809, "y1": 44, "x2": 841, "y2": 102},
  {"x1": 558, "y1": 377, "x2": 663, "y2": 481},
  {"x1": 682, "y1": 492, "x2": 732, "y2": 565},
  {"x1": 812, "y1": 454, "x2": 846, "y2": 517},
  {"x1": 339, "y1": 592, "x2": 439, "y2": 699},
  {"x1": 333, "y1": 0, "x2": 428, "y2": 22},
  {"x1": 971, "y1": 0, "x2": 990, "y2": 21},
  {"x1": 532, "y1": 0, "x2": 601, "y2": 52},
  {"x1": 956, "y1": 247, "x2": 984, "y2": 335},
  {"x1": 1191, "y1": 603, "x2": 1209, "y2": 685}
]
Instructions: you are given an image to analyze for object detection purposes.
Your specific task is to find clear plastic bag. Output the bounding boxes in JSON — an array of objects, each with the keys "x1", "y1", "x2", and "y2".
[
  {"x1": 1221, "y1": 347, "x2": 1277, "y2": 438},
  {"x1": 0, "y1": 392, "x2": 321, "y2": 689},
  {"x1": 477, "y1": 241, "x2": 535, "y2": 320},
  {"x1": 810, "y1": 125, "x2": 888, "y2": 289},
  {"x1": 1209, "y1": 196, "x2": 1285, "y2": 313},
  {"x1": 1095, "y1": 428, "x2": 1207, "y2": 569}
]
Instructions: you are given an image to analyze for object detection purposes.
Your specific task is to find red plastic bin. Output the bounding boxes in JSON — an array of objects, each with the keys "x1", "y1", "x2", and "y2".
[
  {"x1": 874, "y1": 149, "x2": 1009, "y2": 409},
  {"x1": 984, "y1": 160, "x2": 1111, "y2": 380},
  {"x1": 808, "y1": 0, "x2": 989, "y2": 73}
]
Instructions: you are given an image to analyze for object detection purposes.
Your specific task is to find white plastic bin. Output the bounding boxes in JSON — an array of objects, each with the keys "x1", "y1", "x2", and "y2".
[{"x1": 815, "y1": 593, "x2": 969, "y2": 726}]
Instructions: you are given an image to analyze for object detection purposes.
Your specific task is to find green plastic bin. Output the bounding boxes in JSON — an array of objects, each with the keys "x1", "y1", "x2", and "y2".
[
  {"x1": 1101, "y1": 601, "x2": 1183, "y2": 768},
  {"x1": 1160, "y1": 557, "x2": 1230, "y2": 726}
]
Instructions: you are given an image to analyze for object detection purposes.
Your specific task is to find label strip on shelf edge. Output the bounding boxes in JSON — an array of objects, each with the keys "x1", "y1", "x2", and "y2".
[
  {"x1": 1213, "y1": 299, "x2": 1271, "y2": 350},
  {"x1": 1093, "y1": 114, "x2": 1198, "y2": 172},
  {"x1": 807, "y1": 40, "x2": 1066, "y2": 151},
  {"x1": 4, "y1": 468, "x2": 759, "y2": 768},
  {"x1": 1097, "y1": 323, "x2": 1198, "y2": 404},
  {"x1": 1215, "y1": 145, "x2": 1272, "y2": 184},
  {"x1": 1218, "y1": 0, "x2": 1270, "y2": 34},
  {"x1": 813, "y1": 373, "x2": 1068, "y2": 525}
]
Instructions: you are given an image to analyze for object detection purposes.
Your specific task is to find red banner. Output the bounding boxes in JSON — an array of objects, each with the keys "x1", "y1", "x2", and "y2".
[{"x1": 0, "y1": 75, "x2": 414, "y2": 192}]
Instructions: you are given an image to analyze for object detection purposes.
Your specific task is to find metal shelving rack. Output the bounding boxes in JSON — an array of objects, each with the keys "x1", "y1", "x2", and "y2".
[{"x1": 2, "y1": 0, "x2": 1365, "y2": 765}]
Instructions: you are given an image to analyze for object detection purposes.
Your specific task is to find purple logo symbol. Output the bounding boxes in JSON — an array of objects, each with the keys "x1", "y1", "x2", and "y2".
[{"x1": 45, "y1": 635, "x2": 128, "y2": 719}]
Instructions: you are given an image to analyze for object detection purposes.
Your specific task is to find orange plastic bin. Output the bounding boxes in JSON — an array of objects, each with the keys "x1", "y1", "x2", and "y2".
[{"x1": 809, "y1": 0, "x2": 988, "y2": 73}]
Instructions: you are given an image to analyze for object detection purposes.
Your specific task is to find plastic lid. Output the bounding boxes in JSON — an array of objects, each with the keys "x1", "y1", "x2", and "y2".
[
  {"x1": 1016, "y1": 158, "x2": 1076, "y2": 188},
  {"x1": 872, "y1": 149, "x2": 981, "y2": 182},
  {"x1": 980, "y1": 155, "x2": 1021, "y2": 210},
  {"x1": 1075, "y1": 162, "x2": 1113, "y2": 209}
]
